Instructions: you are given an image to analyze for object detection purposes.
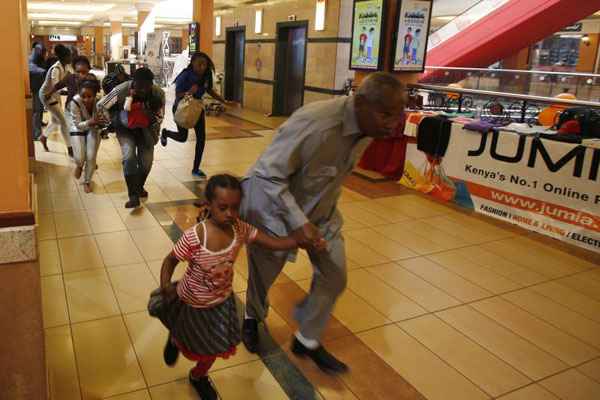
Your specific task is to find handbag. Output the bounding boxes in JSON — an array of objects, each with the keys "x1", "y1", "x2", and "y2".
[{"x1": 174, "y1": 94, "x2": 204, "y2": 129}]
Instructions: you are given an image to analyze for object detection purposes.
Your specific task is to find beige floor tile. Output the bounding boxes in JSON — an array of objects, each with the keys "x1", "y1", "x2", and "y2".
[
  {"x1": 64, "y1": 269, "x2": 121, "y2": 323},
  {"x1": 403, "y1": 219, "x2": 468, "y2": 248},
  {"x1": 38, "y1": 213, "x2": 57, "y2": 240},
  {"x1": 108, "y1": 264, "x2": 158, "y2": 314},
  {"x1": 367, "y1": 263, "x2": 461, "y2": 311},
  {"x1": 450, "y1": 246, "x2": 547, "y2": 287},
  {"x1": 419, "y1": 216, "x2": 495, "y2": 245},
  {"x1": 428, "y1": 252, "x2": 523, "y2": 294},
  {"x1": 482, "y1": 240, "x2": 586, "y2": 279},
  {"x1": 339, "y1": 188, "x2": 370, "y2": 203},
  {"x1": 399, "y1": 315, "x2": 531, "y2": 397},
  {"x1": 358, "y1": 325, "x2": 489, "y2": 400},
  {"x1": 558, "y1": 273, "x2": 600, "y2": 302},
  {"x1": 352, "y1": 200, "x2": 413, "y2": 223},
  {"x1": 437, "y1": 306, "x2": 567, "y2": 381},
  {"x1": 79, "y1": 192, "x2": 116, "y2": 210},
  {"x1": 338, "y1": 203, "x2": 390, "y2": 226},
  {"x1": 374, "y1": 223, "x2": 450, "y2": 254},
  {"x1": 513, "y1": 236, "x2": 597, "y2": 270},
  {"x1": 344, "y1": 229, "x2": 418, "y2": 261},
  {"x1": 49, "y1": 176, "x2": 79, "y2": 193},
  {"x1": 54, "y1": 210, "x2": 92, "y2": 238},
  {"x1": 71, "y1": 316, "x2": 146, "y2": 400},
  {"x1": 211, "y1": 341, "x2": 260, "y2": 371},
  {"x1": 58, "y1": 236, "x2": 104, "y2": 273},
  {"x1": 95, "y1": 231, "x2": 145, "y2": 267},
  {"x1": 297, "y1": 279, "x2": 390, "y2": 332},
  {"x1": 446, "y1": 213, "x2": 515, "y2": 241},
  {"x1": 398, "y1": 257, "x2": 492, "y2": 303},
  {"x1": 129, "y1": 227, "x2": 174, "y2": 262},
  {"x1": 283, "y1": 252, "x2": 314, "y2": 281},
  {"x1": 578, "y1": 358, "x2": 600, "y2": 383},
  {"x1": 41, "y1": 275, "x2": 70, "y2": 328},
  {"x1": 117, "y1": 206, "x2": 161, "y2": 230},
  {"x1": 108, "y1": 390, "x2": 152, "y2": 400},
  {"x1": 38, "y1": 191, "x2": 54, "y2": 213},
  {"x1": 347, "y1": 269, "x2": 427, "y2": 322},
  {"x1": 86, "y1": 208, "x2": 127, "y2": 234},
  {"x1": 45, "y1": 326, "x2": 81, "y2": 400},
  {"x1": 375, "y1": 196, "x2": 449, "y2": 219},
  {"x1": 39, "y1": 239, "x2": 62, "y2": 276},
  {"x1": 123, "y1": 311, "x2": 195, "y2": 387},
  {"x1": 496, "y1": 384, "x2": 560, "y2": 400},
  {"x1": 344, "y1": 237, "x2": 391, "y2": 267},
  {"x1": 340, "y1": 214, "x2": 368, "y2": 232},
  {"x1": 502, "y1": 289, "x2": 600, "y2": 349},
  {"x1": 211, "y1": 360, "x2": 289, "y2": 400},
  {"x1": 52, "y1": 192, "x2": 84, "y2": 212},
  {"x1": 472, "y1": 297, "x2": 599, "y2": 366},
  {"x1": 142, "y1": 184, "x2": 171, "y2": 203},
  {"x1": 540, "y1": 369, "x2": 600, "y2": 400},
  {"x1": 147, "y1": 259, "x2": 187, "y2": 283},
  {"x1": 148, "y1": 379, "x2": 200, "y2": 400}
]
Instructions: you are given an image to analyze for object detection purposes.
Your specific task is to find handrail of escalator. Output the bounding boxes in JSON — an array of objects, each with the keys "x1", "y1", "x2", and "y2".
[
  {"x1": 431, "y1": 0, "x2": 486, "y2": 34},
  {"x1": 428, "y1": 0, "x2": 511, "y2": 51},
  {"x1": 409, "y1": 82, "x2": 600, "y2": 108},
  {"x1": 424, "y1": 66, "x2": 600, "y2": 79}
]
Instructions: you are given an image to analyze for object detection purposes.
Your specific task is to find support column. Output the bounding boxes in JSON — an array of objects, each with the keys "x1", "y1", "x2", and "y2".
[
  {"x1": 193, "y1": 0, "x2": 214, "y2": 57},
  {"x1": 182, "y1": 28, "x2": 189, "y2": 52},
  {"x1": 94, "y1": 25, "x2": 104, "y2": 67},
  {"x1": 0, "y1": 0, "x2": 45, "y2": 394},
  {"x1": 136, "y1": 2, "x2": 156, "y2": 56},
  {"x1": 110, "y1": 18, "x2": 123, "y2": 61}
]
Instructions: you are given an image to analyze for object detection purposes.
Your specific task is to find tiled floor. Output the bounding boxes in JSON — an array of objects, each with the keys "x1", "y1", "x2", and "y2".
[{"x1": 36, "y1": 106, "x2": 600, "y2": 400}]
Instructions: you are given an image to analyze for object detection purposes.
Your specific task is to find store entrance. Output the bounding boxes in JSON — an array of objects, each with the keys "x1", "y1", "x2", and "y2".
[{"x1": 273, "y1": 21, "x2": 307, "y2": 116}]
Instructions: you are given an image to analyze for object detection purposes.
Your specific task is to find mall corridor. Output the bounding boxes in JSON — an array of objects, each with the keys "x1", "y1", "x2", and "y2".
[
  {"x1": 33, "y1": 103, "x2": 600, "y2": 400},
  {"x1": 3, "y1": 0, "x2": 600, "y2": 399}
]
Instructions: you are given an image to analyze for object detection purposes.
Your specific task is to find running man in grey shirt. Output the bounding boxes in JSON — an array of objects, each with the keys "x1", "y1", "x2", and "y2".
[{"x1": 240, "y1": 72, "x2": 406, "y2": 373}]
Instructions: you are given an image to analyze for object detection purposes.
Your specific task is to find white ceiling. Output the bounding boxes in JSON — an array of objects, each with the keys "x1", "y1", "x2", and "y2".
[{"x1": 27, "y1": 0, "x2": 194, "y2": 28}]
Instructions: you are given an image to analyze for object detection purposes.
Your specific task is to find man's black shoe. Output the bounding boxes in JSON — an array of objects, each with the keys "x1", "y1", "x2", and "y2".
[
  {"x1": 189, "y1": 374, "x2": 218, "y2": 400},
  {"x1": 242, "y1": 319, "x2": 259, "y2": 354},
  {"x1": 291, "y1": 337, "x2": 348, "y2": 374},
  {"x1": 163, "y1": 334, "x2": 179, "y2": 366},
  {"x1": 140, "y1": 188, "x2": 149, "y2": 198},
  {"x1": 125, "y1": 196, "x2": 141, "y2": 209}
]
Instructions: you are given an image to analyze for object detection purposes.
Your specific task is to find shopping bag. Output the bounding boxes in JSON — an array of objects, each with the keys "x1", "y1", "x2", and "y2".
[
  {"x1": 174, "y1": 95, "x2": 204, "y2": 129},
  {"x1": 419, "y1": 157, "x2": 456, "y2": 202}
]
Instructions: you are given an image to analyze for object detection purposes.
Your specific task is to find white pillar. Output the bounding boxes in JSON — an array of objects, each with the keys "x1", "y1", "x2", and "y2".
[
  {"x1": 136, "y1": 2, "x2": 156, "y2": 56},
  {"x1": 110, "y1": 17, "x2": 123, "y2": 61}
]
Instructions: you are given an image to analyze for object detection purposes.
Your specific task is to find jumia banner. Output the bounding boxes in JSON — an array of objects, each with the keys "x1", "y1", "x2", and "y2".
[{"x1": 401, "y1": 124, "x2": 600, "y2": 253}]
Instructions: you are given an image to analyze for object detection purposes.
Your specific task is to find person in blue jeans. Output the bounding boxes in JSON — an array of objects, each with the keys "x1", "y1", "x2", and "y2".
[
  {"x1": 97, "y1": 68, "x2": 165, "y2": 208},
  {"x1": 160, "y1": 52, "x2": 229, "y2": 178}
]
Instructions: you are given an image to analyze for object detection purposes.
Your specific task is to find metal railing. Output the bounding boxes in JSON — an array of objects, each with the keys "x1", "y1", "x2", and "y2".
[
  {"x1": 408, "y1": 83, "x2": 600, "y2": 124},
  {"x1": 421, "y1": 66, "x2": 600, "y2": 102}
]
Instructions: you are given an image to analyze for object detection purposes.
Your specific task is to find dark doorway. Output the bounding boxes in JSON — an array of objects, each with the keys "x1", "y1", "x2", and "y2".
[
  {"x1": 225, "y1": 27, "x2": 245, "y2": 104},
  {"x1": 273, "y1": 21, "x2": 308, "y2": 116}
]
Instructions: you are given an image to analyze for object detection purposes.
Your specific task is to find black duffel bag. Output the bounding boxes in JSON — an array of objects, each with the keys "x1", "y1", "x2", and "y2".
[{"x1": 555, "y1": 107, "x2": 600, "y2": 139}]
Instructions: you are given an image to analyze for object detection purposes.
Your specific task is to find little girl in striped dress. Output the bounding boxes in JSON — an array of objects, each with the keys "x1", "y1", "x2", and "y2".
[{"x1": 149, "y1": 174, "x2": 322, "y2": 399}]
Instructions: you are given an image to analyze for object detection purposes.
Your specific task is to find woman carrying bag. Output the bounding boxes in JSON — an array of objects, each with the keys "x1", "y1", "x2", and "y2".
[{"x1": 161, "y1": 52, "x2": 231, "y2": 178}]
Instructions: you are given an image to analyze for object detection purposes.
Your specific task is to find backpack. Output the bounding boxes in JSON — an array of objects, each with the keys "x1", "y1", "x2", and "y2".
[
  {"x1": 417, "y1": 115, "x2": 452, "y2": 158},
  {"x1": 555, "y1": 107, "x2": 600, "y2": 139}
]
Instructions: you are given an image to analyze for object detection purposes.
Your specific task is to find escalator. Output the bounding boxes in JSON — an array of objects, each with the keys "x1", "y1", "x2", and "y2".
[{"x1": 424, "y1": 0, "x2": 600, "y2": 72}]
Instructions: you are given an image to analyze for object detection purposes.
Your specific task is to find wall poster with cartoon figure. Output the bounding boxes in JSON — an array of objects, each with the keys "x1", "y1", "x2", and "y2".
[
  {"x1": 349, "y1": 0, "x2": 386, "y2": 70},
  {"x1": 392, "y1": 0, "x2": 432, "y2": 72}
]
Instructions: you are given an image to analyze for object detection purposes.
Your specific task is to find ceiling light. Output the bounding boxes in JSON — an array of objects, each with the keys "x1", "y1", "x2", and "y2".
[
  {"x1": 434, "y1": 16, "x2": 455, "y2": 21},
  {"x1": 28, "y1": 2, "x2": 115, "y2": 13},
  {"x1": 255, "y1": 9, "x2": 263, "y2": 34},
  {"x1": 29, "y1": 13, "x2": 91, "y2": 20},
  {"x1": 37, "y1": 20, "x2": 82, "y2": 26},
  {"x1": 215, "y1": 15, "x2": 222, "y2": 36},
  {"x1": 315, "y1": 0, "x2": 326, "y2": 31}
]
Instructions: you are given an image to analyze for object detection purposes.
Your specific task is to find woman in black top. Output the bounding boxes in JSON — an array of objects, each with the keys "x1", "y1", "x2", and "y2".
[{"x1": 160, "y1": 52, "x2": 229, "y2": 178}]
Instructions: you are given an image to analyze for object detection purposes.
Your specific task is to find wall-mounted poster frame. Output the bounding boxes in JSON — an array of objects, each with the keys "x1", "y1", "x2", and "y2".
[
  {"x1": 349, "y1": 0, "x2": 387, "y2": 71},
  {"x1": 189, "y1": 22, "x2": 200, "y2": 54},
  {"x1": 391, "y1": 0, "x2": 433, "y2": 72}
]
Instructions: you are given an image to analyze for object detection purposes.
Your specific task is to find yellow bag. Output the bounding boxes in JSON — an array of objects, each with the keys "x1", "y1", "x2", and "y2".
[
  {"x1": 399, "y1": 161, "x2": 429, "y2": 190},
  {"x1": 174, "y1": 94, "x2": 204, "y2": 129}
]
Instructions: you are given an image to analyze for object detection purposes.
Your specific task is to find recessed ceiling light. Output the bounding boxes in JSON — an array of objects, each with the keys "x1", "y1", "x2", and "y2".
[
  {"x1": 28, "y1": 2, "x2": 115, "y2": 13},
  {"x1": 37, "y1": 20, "x2": 82, "y2": 26},
  {"x1": 29, "y1": 13, "x2": 91, "y2": 20}
]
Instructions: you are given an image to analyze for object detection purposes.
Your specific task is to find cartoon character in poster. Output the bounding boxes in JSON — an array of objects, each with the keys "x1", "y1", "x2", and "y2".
[
  {"x1": 401, "y1": 27, "x2": 413, "y2": 64},
  {"x1": 366, "y1": 27, "x2": 375, "y2": 62},
  {"x1": 394, "y1": 0, "x2": 431, "y2": 70},
  {"x1": 359, "y1": 27, "x2": 368, "y2": 59},
  {"x1": 351, "y1": 0, "x2": 383, "y2": 69}
]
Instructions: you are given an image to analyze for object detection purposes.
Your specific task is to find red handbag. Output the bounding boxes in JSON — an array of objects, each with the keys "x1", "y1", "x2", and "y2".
[{"x1": 128, "y1": 102, "x2": 150, "y2": 129}]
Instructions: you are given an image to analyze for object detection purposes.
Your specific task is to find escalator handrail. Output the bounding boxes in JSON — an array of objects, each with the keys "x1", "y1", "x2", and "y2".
[
  {"x1": 409, "y1": 83, "x2": 600, "y2": 108},
  {"x1": 424, "y1": 66, "x2": 600, "y2": 79},
  {"x1": 431, "y1": 0, "x2": 487, "y2": 33}
]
